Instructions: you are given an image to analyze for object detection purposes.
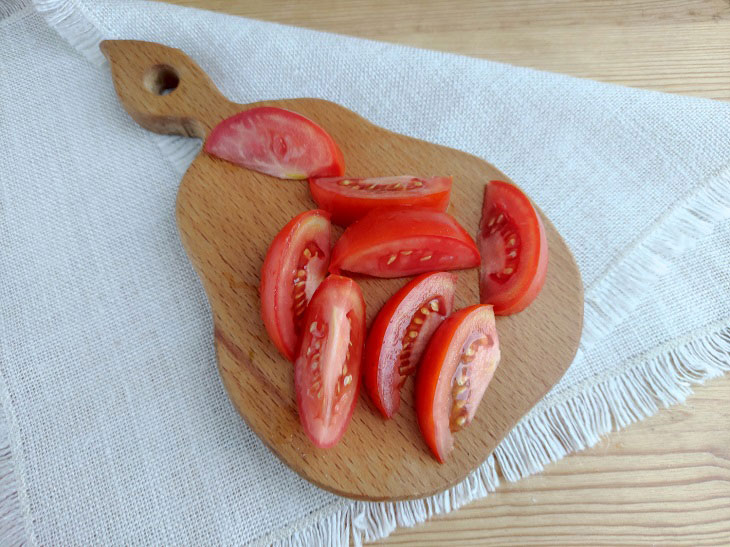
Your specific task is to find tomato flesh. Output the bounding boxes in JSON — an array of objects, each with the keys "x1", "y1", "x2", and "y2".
[
  {"x1": 479, "y1": 180, "x2": 548, "y2": 315},
  {"x1": 294, "y1": 275, "x2": 366, "y2": 448},
  {"x1": 330, "y1": 208, "x2": 479, "y2": 278},
  {"x1": 309, "y1": 175, "x2": 452, "y2": 226},
  {"x1": 415, "y1": 305, "x2": 500, "y2": 463},
  {"x1": 364, "y1": 272, "x2": 456, "y2": 418},
  {"x1": 205, "y1": 106, "x2": 345, "y2": 179},
  {"x1": 260, "y1": 210, "x2": 331, "y2": 361}
]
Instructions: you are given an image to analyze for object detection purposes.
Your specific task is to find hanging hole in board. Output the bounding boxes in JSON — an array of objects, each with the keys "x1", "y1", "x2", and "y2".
[{"x1": 143, "y1": 65, "x2": 179, "y2": 96}]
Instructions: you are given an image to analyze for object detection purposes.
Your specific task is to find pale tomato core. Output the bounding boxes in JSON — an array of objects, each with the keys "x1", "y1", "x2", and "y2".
[{"x1": 480, "y1": 208, "x2": 521, "y2": 284}]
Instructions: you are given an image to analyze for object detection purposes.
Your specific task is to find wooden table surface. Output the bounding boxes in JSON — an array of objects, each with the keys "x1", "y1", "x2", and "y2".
[{"x1": 160, "y1": 1, "x2": 730, "y2": 544}]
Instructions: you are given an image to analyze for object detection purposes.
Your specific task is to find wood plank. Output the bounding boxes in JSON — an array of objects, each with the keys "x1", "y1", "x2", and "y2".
[{"x1": 158, "y1": 0, "x2": 730, "y2": 100}]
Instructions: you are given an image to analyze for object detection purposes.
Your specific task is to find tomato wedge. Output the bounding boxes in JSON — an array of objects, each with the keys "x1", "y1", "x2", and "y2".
[
  {"x1": 479, "y1": 180, "x2": 548, "y2": 315},
  {"x1": 205, "y1": 106, "x2": 345, "y2": 179},
  {"x1": 294, "y1": 275, "x2": 366, "y2": 448},
  {"x1": 364, "y1": 272, "x2": 456, "y2": 418},
  {"x1": 309, "y1": 176, "x2": 452, "y2": 226},
  {"x1": 330, "y1": 208, "x2": 479, "y2": 278},
  {"x1": 260, "y1": 210, "x2": 331, "y2": 361},
  {"x1": 415, "y1": 304, "x2": 500, "y2": 463}
]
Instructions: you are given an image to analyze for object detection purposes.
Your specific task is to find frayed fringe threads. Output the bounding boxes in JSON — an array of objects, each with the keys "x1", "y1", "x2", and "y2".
[{"x1": 583, "y1": 166, "x2": 730, "y2": 347}]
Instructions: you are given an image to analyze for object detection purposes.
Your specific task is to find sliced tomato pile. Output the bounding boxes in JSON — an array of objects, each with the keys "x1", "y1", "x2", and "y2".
[
  {"x1": 295, "y1": 275, "x2": 365, "y2": 448},
  {"x1": 309, "y1": 176, "x2": 452, "y2": 226},
  {"x1": 364, "y1": 272, "x2": 456, "y2": 418},
  {"x1": 213, "y1": 105, "x2": 547, "y2": 456},
  {"x1": 479, "y1": 180, "x2": 548, "y2": 315},
  {"x1": 260, "y1": 210, "x2": 331, "y2": 361},
  {"x1": 330, "y1": 208, "x2": 479, "y2": 278},
  {"x1": 205, "y1": 106, "x2": 345, "y2": 179},
  {"x1": 415, "y1": 305, "x2": 500, "y2": 463}
]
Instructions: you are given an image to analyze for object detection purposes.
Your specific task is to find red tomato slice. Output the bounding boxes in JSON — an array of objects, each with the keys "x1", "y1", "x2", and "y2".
[
  {"x1": 205, "y1": 106, "x2": 345, "y2": 180},
  {"x1": 364, "y1": 272, "x2": 456, "y2": 418},
  {"x1": 330, "y1": 208, "x2": 480, "y2": 278},
  {"x1": 295, "y1": 275, "x2": 366, "y2": 448},
  {"x1": 308, "y1": 176, "x2": 452, "y2": 226},
  {"x1": 415, "y1": 304, "x2": 500, "y2": 463},
  {"x1": 479, "y1": 180, "x2": 548, "y2": 315},
  {"x1": 260, "y1": 210, "x2": 331, "y2": 361}
]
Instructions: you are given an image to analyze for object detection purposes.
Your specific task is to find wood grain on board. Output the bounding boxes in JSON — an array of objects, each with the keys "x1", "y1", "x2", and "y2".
[
  {"x1": 154, "y1": 0, "x2": 730, "y2": 542},
  {"x1": 100, "y1": 39, "x2": 582, "y2": 500}
]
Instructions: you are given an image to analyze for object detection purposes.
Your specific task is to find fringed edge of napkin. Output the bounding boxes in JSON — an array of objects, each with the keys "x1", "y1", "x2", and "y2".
[
  {"x1": 0, "y1": 417, "x2": 25, "y2": 547},
  {"x1": 495, "y1": 323, "x2": 730, "y2": 482},
  {"x1": 24, "y1": 0, "x2": 730, "y2": 545},
  {"x1": 582, "y1": 165, "x2": 730, "y2": 347},
  {"x1": 261, "y1": 456, "x2": 500, "y2": 547}
]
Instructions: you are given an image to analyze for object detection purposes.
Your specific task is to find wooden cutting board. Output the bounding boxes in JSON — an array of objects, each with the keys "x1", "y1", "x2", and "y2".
[{"x1": 101, "y1": 39, "x2": 583, "y2": 501}]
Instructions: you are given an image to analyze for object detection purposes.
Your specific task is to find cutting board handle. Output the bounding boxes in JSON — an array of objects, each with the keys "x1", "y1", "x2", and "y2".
[{"x1": 100, "y1": 40, "x2": 231, "y2": 139}]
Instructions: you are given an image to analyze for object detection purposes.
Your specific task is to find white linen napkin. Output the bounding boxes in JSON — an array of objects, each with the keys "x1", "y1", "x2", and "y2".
[{"x1": 0, "y1": 0, "x2": 727, "y2": 543}]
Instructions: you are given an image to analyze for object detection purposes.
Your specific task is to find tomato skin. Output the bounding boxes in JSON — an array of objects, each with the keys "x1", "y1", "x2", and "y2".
[
  {"x1": 260, "y1": 210, "x2": 331, "y2": 361},
  {"x1": 479, "y1": 180, "x2": 548, "y2": 315},
  {"x1": 364, "y1": 272, "x2": 456, "y2": 418},
  {"x1": 330, "y1": 208, "x2": 480, "y2": 278},
  {"x1": 415, "y1": 304, "x2": 500, "y2": 463},
  {"x1": 205, "y1": 106, "x2": 345, "y2": 179},
  {"x1": 309, "y1": 176, "x2": 452, "y2": 226},
  {"x1": 294, "y1": 275, "x2": 366, "y2": 448}
]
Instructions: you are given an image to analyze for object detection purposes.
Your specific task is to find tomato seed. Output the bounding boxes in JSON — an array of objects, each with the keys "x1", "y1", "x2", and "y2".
[
  {"x1": 401, "y1": 250, "x2": 413, "y2": 255},
  {"x1": 429, "y1": 299, "x2": 439, "y2": 312},
  {"x1": 399, "y1": 364, "x2": 415, "y2": 376},
  {"x1": 343, "y1": 375, "x2": 352, "y2": 386},
  {"x1": 310, "y1": 321, "x2": 318, "y2": 333},
  {"x1": 387, "y1": 254, "x2": 397, "y2": 265},
  {"x1": 420, "y1": 255, "x2": 432, "y2": 261}
]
